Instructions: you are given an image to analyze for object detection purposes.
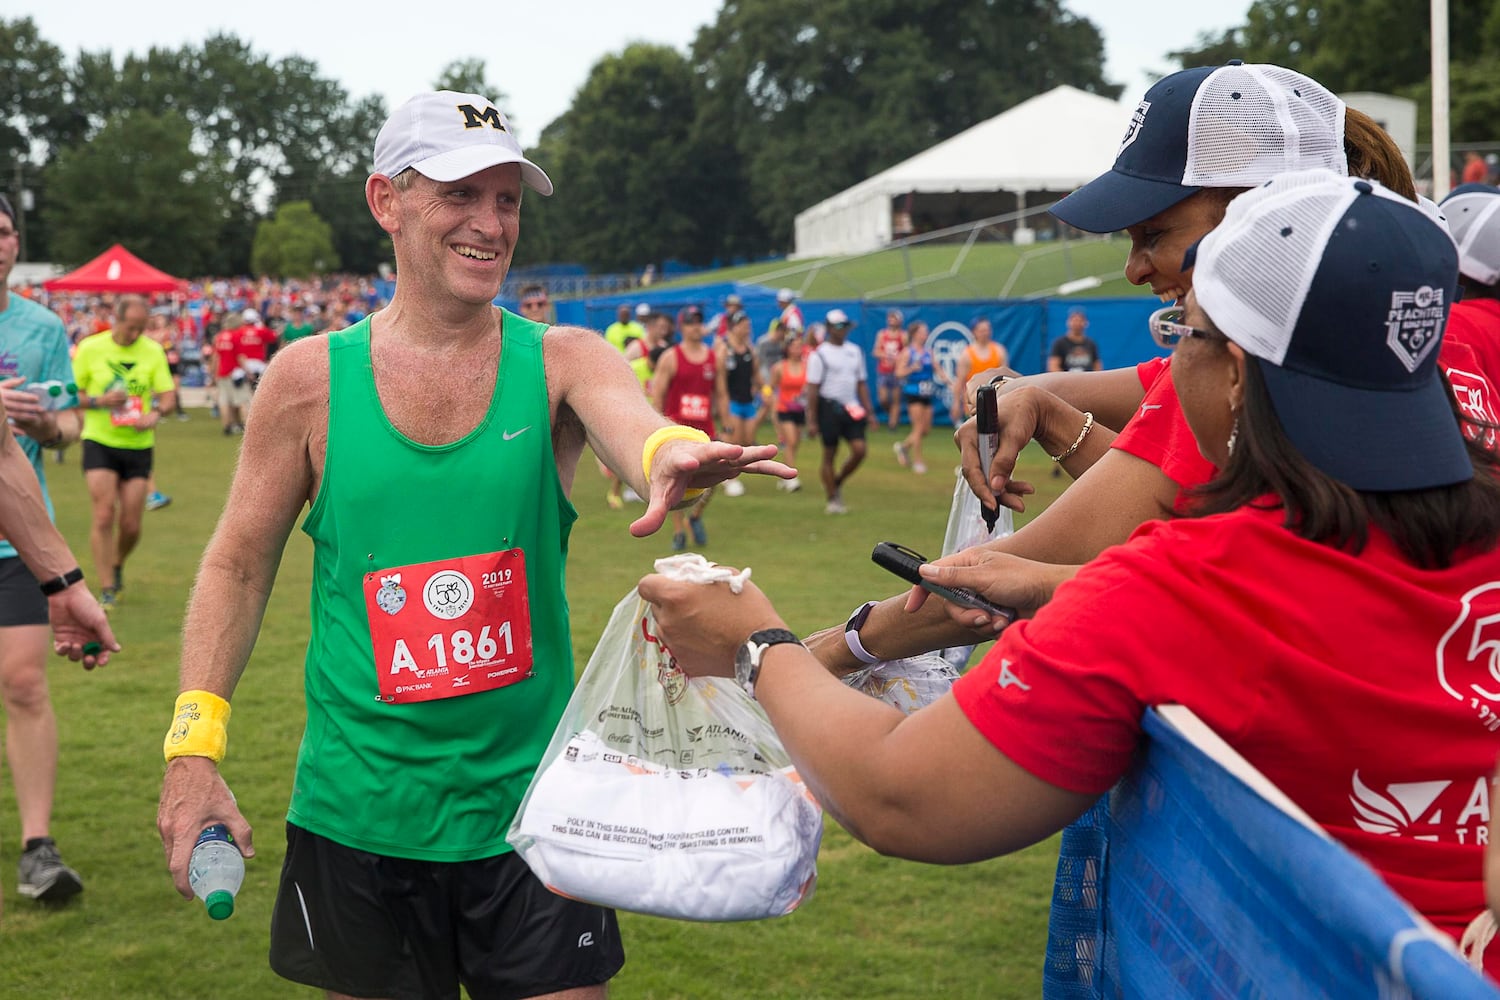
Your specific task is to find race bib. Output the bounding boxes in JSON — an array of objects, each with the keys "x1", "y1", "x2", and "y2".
[
  {"x1": 364, "y1": 549, "x2": 535, "y2": 704},
  {"x1": 111, "y1": 396, "x2": 144, "y2": 427},
  {"x1": 680, "y1": 393, "x2": 711, "y2": 422}
]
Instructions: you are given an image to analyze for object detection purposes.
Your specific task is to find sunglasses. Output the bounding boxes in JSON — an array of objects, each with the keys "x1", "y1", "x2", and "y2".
[{"x1": 1148, "y1": 305, "x2": 1214, "y2": 349}]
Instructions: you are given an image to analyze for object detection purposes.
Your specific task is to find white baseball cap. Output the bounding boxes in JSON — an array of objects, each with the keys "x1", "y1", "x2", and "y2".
[
  {"x1": 777, "y1": 288, "x2": 795, "y2": 303},
  {"x1": 1440, "y1": 183, "x2": 1500, "y2": 285},
  {"x1": 825, "y1": 308, "x2": 852, "y2": 326},
  {"x1": 635, "y1": 303, "x2": 651, "y2": 317},
  {"x1": 242, "y1": 308, "x2": 261, "y2": 324},
  {"x1": 374, "y1": 91, "x2": 554, "y2": 196}
]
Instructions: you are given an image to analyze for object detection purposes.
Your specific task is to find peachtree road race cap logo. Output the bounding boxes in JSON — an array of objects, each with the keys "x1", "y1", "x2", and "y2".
[
  {"x1": 1117, "y1": 100, "x2": 1151, "y2": 158},
  {"x1": 423, "y1": 569, "x2": 474, "y2": 620},
  {"x1": 1386, "y1": 286, "x2": 1444, "y2": 373}
]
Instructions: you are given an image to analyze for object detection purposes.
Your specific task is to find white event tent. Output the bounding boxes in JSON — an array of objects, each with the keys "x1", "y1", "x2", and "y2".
[{"x1": 793, "y1": 85, "x2": 1131, "y2": 257}]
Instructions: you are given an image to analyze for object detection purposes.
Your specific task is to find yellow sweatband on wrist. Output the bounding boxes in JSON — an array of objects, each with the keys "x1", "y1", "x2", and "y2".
[
  {"x1": 642, "y1": 425, "x2": 711, "y2": 501},
  {"x1": 164, "y1": 690, "x2": 231, "y2": 763}
]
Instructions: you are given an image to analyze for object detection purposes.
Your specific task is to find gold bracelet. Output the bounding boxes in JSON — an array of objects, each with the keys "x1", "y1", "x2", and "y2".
[
  {"x1": 641, "y1": 425, "x2": 711, "y2": 501},
  {"x1": 164, "y1": 690, "x2": 231, "y2": 763},
  {"x1": 1049, "y1": 411, "x2": 1094, "y2": 463}
]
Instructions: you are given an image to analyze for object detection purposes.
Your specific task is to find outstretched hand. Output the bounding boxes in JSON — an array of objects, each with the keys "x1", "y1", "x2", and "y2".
[{"x1": 630, "y1": 440, "x2": 794, "y2": 537}]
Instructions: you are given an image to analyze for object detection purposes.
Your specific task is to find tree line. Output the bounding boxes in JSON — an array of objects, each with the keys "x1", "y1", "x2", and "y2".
[{"x1": 3, "y1": 3, "x2": 1118, "y2": 278}]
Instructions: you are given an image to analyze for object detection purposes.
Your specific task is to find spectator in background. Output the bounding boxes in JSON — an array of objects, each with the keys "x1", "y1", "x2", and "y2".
[
  {"x1": 604, "y1": 304, "x2": 644, "y2": 353},
  {"x1": 893, "y1": 320, "x2": 939, "y2": 475},
  {"x1": 950, "y1": 317, "x2": 1007, "y2": 423},
  {"x1": 1048, "y1": 309, "x2": 1103, "y2": 375},
  {"x1": 873, "y1": 309, "x2": 907, "y2": 429},
  {"x1": 279, "y1": 305, "x2": 320, "y2": 347},
  {"x1": 717, "y1": 310, "x2": 763, "y2": 498},
  {"x1": 235, "y1": 309, "x2": 276, "y2": 394},
  {"x1": 517, "y1": 284, "x2": 552, "y2": 326},
  {"x1": 709, "y1": 292, "x2": 742, "y2": 346},
  {"x1": 1463, "y1": 150, "x2": 1490, "y2": 186},
  {"x1": 775, "y1": 288, "x2": 804, "y2": 340},
  {"x1": 806, "y1": 308, "x2": 873, "y2": 515},
  {"x1": 210, "y1": 310, "x2": 249, "y2": 436},
  {"x1": 770, "y1": 333, "x2": 808, "y2": 494}
]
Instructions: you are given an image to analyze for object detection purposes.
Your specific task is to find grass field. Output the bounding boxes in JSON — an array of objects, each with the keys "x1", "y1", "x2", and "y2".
[
  {"x1": 0, "y1": 412, "x2": 1071, "y2": 999},
  {"x1": 647, "y1": 236, "x2": 1148, "y2": 302}
]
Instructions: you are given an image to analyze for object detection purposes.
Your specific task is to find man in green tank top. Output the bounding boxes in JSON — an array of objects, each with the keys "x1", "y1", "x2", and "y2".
[{"x1": 156, "y1": 90, "x2": 792, "y2": 1000}]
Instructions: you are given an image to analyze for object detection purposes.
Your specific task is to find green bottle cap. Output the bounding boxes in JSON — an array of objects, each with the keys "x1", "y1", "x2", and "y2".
[
  {"x1": 65, "y1": 382, "x2": 77, "y2": 394},
  {"x1": 46, "y1": 384, "x2": 62, "y2": 397},
  {"x1": 205, "y1": 889, "x2": 235, "y2": 920}
]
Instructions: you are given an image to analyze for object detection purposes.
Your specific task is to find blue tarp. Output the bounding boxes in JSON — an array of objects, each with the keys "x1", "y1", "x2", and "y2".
[
  {"x1": 499, "y1": 286, "x2": 1165, "y2": 426},
  {"x1": 1044, "y1": 708, "x2": 1498, "y2": 1000}
]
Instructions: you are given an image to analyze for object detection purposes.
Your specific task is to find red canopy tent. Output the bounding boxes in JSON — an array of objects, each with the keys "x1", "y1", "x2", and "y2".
[{"x1": 42, "y1": 244, "x2": 185, "y2": 294}]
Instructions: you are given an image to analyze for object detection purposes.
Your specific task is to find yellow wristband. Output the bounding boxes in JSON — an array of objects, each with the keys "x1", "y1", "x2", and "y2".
[
  {"x1": 642, "y1": 425, "x2": 711, "y2": 501},
  {"x1": 164, "y1": 690, "x2": 231, "y2": 763}
]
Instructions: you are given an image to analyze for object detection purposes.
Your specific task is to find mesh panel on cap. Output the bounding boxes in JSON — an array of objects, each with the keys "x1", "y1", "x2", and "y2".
[
  {"x1": 1184, "y1": 66, "x2": 1345, "y2": 188},
  {"x1": 1445, "y1": 192, "x2": 1500, "y2": 285},
  {"x1": 1195, "y1": 174, "x2": 1356, "y2": 364}
]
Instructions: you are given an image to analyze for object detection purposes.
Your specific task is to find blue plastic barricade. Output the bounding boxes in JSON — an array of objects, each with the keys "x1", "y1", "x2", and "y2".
[{"x1": 1043, "y1": 705, "x2": 1498, "y2": 1000}]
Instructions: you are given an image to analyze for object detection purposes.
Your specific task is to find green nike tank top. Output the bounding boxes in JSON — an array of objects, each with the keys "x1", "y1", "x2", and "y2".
[{"x1": 289, "y1": 311, "x2": 577, "y2": 861}]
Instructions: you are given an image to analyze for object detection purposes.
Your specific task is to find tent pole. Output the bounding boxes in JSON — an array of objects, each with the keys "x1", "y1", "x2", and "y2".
[{"x1": 1431, "y1": 0, "x2": 1450, "y2": 200}]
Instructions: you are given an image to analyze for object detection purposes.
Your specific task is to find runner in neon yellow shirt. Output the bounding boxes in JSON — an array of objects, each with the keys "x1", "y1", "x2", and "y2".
[{"x1": 71, "y1": 296, "x2": 175, "y2": 610}]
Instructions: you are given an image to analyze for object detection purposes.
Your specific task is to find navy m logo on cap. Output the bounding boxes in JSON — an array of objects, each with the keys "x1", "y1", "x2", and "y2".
[{"x1": 457, "y1": 103, "x2": 507, "y2": 131}]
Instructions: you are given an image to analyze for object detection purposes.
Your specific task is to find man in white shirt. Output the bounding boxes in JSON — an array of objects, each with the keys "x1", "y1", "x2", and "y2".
[{"x1": 804, "y1": 309, "x2": 873, "y2": 514}]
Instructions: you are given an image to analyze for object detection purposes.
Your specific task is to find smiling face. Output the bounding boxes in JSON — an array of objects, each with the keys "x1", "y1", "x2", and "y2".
[
  {"x1": 375, "y1": 163, "x2": 522, "y2": 309},
  {"x1": 1123, "y1": 190, "x2": 1232, "y2": 303}
]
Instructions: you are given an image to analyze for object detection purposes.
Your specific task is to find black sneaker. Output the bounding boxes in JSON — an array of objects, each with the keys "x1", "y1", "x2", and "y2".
[{"x1": 17, "y1": 838, "x2": 83, "y2": 902}]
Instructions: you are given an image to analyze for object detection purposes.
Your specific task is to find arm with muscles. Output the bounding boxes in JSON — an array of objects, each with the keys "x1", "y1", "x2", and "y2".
[
  {"x1": 543, "y1": 327, "x2": 791, "y2": 538},
  {"x1": 637, "y1": 573, "x2": 1095, "y2": 861},
  {"x1": 156, "y1": 340, "x2": 324, "y2": 897},
  {"x1": 0, "y1": 392, "x2": 118, "y2": 667}
]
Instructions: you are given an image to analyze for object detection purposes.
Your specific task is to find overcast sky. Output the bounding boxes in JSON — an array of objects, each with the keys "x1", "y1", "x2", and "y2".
[{"x1": 27, "y1": 1, "x2": 1252, "y2": 145}]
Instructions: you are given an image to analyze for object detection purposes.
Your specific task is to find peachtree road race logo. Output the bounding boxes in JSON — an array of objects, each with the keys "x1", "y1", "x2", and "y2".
[
  {"x1": 1117, "y1": 100, "x2": 1151, "y2": 158},
  {"x1": 1386, "y1": 286, "x2": 1444, "y2": 373},
  {"x1": 423, "y1": 569, "x2": 474, "y2": 620},
  {"x1": 1435, "y1": 580, "x2": 1500, "y2": 731}
]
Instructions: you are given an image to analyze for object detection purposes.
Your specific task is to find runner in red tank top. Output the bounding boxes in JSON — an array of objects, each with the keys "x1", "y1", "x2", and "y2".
[{"x1": 651, "y1": 307, "x2": 726, "y2": 550}]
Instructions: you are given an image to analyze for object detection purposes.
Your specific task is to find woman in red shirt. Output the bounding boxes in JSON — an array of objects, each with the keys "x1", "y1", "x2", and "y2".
[{"x1": 640, "y1": 171, "x2": 1500, "y2": 979}]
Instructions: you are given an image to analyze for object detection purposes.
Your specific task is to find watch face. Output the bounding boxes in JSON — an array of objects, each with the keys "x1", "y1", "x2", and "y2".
[{"x1": 734, "y1": 641, "x2": 756, "y2": 688}]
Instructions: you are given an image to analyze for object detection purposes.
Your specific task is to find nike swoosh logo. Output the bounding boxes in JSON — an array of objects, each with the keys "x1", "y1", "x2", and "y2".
[{"x1": 502, "y1": 426, "x2": 532, "y2": 441}]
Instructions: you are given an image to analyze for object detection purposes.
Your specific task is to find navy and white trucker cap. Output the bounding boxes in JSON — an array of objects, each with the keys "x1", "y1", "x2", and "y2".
[
  {"x1": 1052, "y1": 63, "x2": 1347, "y2": 234},
  {"x1": 1194, "y1": 170, "x2": 1468, "y2": 492}
]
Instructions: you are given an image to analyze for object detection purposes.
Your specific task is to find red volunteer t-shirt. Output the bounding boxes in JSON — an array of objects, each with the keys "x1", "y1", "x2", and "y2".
[
  {"x1": 212, "y1": 326, "x2": 244, "y2": 378},
  {"x1": 953, "y1": 505, "x2": 1500, "y2": 972},
  {"x1": 237, "y1": 324, "x2": 274, "y2": 364},
  {"x1": 1111, "y1": 359, "x2": 1216, "y2": 489}
]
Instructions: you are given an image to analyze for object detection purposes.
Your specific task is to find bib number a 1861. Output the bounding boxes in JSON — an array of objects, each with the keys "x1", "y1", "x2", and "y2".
[{"x1": 364, "y1": 549, "x2": 534, "y2": 704}]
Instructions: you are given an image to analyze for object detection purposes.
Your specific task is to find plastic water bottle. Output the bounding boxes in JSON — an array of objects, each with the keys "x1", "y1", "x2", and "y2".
[
  {"x1": 188, "y1": 824, "x2": 244, "y2": 920},
  {"x1": 24, "y1": 381, "x2": 77, "y2": 410}
]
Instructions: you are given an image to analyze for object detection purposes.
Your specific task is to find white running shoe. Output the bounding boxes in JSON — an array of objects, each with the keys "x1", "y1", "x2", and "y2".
[
  {"x1": 784, "y1": 477, "x2": 801, "y2": 493},
  {"x1": 723, "y1": 478, "x2": 746, "y2": 497},
  {"x1": 825, "y1": 498, "x2": 848, "y2": 515}
]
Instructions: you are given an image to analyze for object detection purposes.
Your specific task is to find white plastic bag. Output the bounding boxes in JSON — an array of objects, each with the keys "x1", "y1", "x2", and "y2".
[
  {"x1": 507, "y1": 556, "x2": 822, "y2": 921},
  {"x1": 939, "y1": 469, "x2": 1013, "y2": 669},
  {"x1": 842, "y1": 653, "x2": 960, "y2": 714}
]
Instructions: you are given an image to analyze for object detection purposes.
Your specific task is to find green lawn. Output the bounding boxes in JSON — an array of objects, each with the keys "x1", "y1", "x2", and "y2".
[
  {"x1": 0, "y1": 412, "x2": 1071, "y2": 999},
  {"x1": 647, "y1": 236, "x2": 1148, "y2": 301}
]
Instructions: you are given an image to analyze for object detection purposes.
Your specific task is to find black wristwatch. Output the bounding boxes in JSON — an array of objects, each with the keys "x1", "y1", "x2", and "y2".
[
  {"x1": 843, "y1": 600, "x2": 881, "y2": 665},
  {"x1": 734, "y1": 628, "x2": 802, "y2": 699},
  {"x1": 38, "y1": 567, "x2": 84, "y2": 596}
]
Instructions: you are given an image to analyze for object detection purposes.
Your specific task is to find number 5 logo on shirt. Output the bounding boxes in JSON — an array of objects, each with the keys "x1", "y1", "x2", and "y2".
[{"x1": 1435, "y1": 580, "x2": 1500, "y2": 731}]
